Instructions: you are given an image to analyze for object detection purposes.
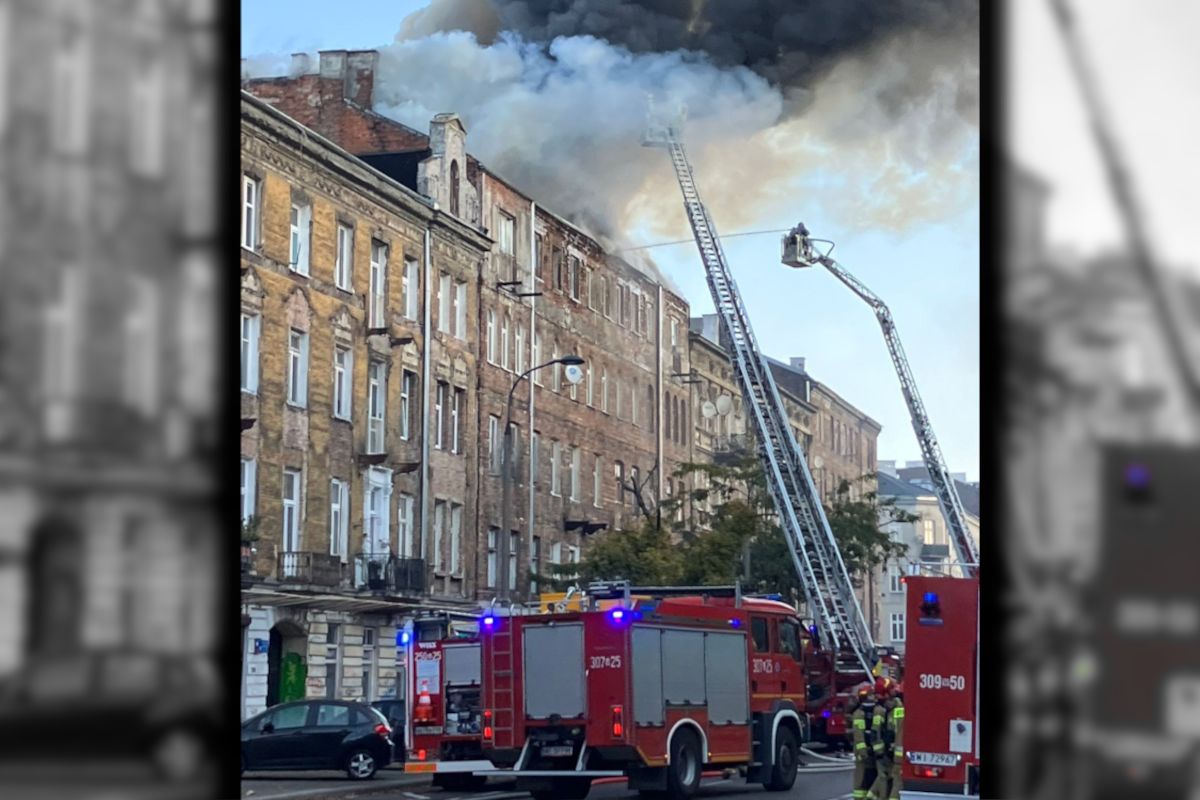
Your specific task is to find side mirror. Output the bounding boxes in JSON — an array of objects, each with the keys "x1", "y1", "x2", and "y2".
[{"x1": 261, "y1": 722, "x2": 274, "y2": 734}]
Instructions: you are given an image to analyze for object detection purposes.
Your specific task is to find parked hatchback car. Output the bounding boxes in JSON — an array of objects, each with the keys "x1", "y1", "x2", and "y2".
[{"x1": 241, "y1": 700, "x2": 392, "y2": 780}]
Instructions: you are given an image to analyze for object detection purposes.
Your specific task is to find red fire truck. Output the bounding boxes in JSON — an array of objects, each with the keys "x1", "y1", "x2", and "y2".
[
  {"x1": 401, "y1": 614, "x2": 490, "y2": 790},
  {"x1": 899, "y1": 575, "x2": 979, "y2": 797},
  {"x1": 479, "y1": 583, "x2": 812, "y2": 800}
]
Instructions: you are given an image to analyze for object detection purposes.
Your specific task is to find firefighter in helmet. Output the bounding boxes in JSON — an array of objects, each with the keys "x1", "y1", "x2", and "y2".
[
  {"x1": 869, "y1": 677, "x2": 895, "y2": 799},
  {"x1": 888, "y1": 681, "x2": 905, "y2": 800},
  {"x1": 849, "y1": 681, "x2": 881, "y2": 800}
]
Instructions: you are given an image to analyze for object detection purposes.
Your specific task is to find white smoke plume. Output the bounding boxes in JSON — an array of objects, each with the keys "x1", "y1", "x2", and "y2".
[{"x1": 245, "y1": 5, "x2": 977, "y2": 248}]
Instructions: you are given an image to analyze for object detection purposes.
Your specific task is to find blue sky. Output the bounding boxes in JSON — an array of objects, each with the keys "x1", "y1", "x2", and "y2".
[{"x1": 242, "y1": 0, "x2": 981, "y2": 482}]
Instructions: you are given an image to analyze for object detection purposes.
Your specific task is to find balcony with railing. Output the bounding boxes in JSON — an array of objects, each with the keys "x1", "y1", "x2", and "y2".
[
  {"x1": 354, "y1": 553, "x2": 427, "y2": 596},
  {"x1": 277, "y1": 551, "x2": 345, "y2": 588}
]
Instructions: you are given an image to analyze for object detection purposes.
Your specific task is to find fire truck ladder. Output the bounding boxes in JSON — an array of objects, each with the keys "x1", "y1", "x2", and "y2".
[
  {"x1": 782, "y1": 226, "x2": 979, "y2": 576},
  {"x1": 643, "y1": 122, "x2": 875, "y2": 676}
]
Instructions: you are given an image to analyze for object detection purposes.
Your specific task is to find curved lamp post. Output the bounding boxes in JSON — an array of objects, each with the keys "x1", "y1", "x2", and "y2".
[{"x1": 499, "y1": 355, "x2": 585, "y2": 601}]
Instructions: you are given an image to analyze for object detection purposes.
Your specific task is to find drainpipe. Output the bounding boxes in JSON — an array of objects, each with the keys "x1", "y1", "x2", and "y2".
[
  {"x1": 656, "y1": 286, "x2": 664, "y2": 505},
  {"x1": 420, "y1": 225, "x2": 432, "y2": 575},
  {"x1": 527, "y1": 201, "x2": 537, "y2": 592}
]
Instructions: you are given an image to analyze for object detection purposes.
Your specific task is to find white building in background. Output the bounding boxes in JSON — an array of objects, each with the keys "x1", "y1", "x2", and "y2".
[{"x1": 874, "y1": 464, "x2": 980, "y2": 654}]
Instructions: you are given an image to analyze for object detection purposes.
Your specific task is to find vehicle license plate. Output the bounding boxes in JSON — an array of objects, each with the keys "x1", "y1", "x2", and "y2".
[
  {"x1": 907, "y1": 751, "x2": 958, "y2": 766},
  {"x1": 541, "y1": 745, "x2": 573, "y2": 757}
]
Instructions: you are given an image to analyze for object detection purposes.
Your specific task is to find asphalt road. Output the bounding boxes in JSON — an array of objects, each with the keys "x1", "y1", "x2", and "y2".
[{"x1": 239, "y1": 759, "x2": 853, "y2": 800}]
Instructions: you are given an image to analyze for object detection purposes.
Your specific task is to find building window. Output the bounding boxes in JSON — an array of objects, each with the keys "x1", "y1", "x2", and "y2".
[
  {"x1": 438, "y1": 273, "x2": 451, "y2": 334},
  {"x1": 287, "y1": 330, "x2": 309, "y2": 407},
  {"x1": 570, "y1": 446, "x2": 581, "y2": 502},
  {"x1": 434, "y1": 382, "x2": 448, "y2": 450},
  {"x1": 615, "y1": 379, "x2": 623, "y2": 419},
  {"x1": 488, "y1": 415, "x2": 501, "y2": 473},
  {"x1": 888, "y1": 564, "x2": 903, "y2": 593},
  {"x1": 397, "y1": 494, "x2": 415, "y2": 558},
  {"x1": 282, "y1": 468, "x2": 302, "y2": 556},
  {"x1": 532, "y1": 334, "x2": 543, "y2": 385},
  {"x1": 600, "y1": 368, "x2": 608, "y2": 413},
  {"x1": 599, "y1": 276, "x2": 610, "y2": 318},
  {"x1": 501, "y1": 315, "x2": 511, "y2": 371},
  {"x1": 552, "y1": 346, "x2": 561, "y2": 391},
  {"x1": 922, "y1": 518, "x2": 935, "y2": 545},
  {"x1": 330, "y1": 478, "x2": 349, "y2": 561},
  {"x1": 534, "y1": 234, "x2": 545, "y2": 287},
  {"x1": 508, "y1": 531, "x2": 519, "y2": 589},
  {"x1": 449, "y1": 160, "x2": 461, "y2": 217},
  {"x1": 593, "y1": 455, "x2": 603, "y2": 507},
  {"x1": 240, "y1": 459, "x2": 257, "y2": 524},
  {"x1": 333, "y1": 346, "x2": 352, "y2": 420},
  {"x1": 400, "y1": 370, "x2": 414, "y2": 439},
  {"x1": 487, "y1": 528, "x2": 498, "y2": 588},
  {"x1": 486, "y1": 309, "x2": 497, "y2": 364},
  {"x1": 403, "y1": 257, "x2": 419, "y2": 319},
  {"x1": 325, "y1": 623, "x2": 341, "y2": 699},
  {"x1": 454, "y1": 280, "x2": 467, "y2": 339},
  {"x1": 550, "y1": 440, "x2": 562, "y2": 496},
  {"x1": 586, "y1": 364, "x2": 593, "y2": 406},
  {"x1": 498, "y1": 211, "x2": 515, "y2": 256},
  {"x1": 364, "y1": 476, "x2": 391, "y2": 556},
  {"x1": 450, "y1": 503, "x2": 463, "y2": 575},
  {"x1": 646, "y1": 385, "x2": 655, "y2": 432},
  {"x1": 122, "y1": 277, "x2": 157, "y2": 415},
  {"x1": 369, "y1": 241, "x2": 388, "y2": 328},
  {"x1": 568, "y1": 545, "x2": 580, "y2": 566},
  {"x1": 289, "y1": 203, "x2": 312, "y2": 275},
  {"x1": 515, "y1": 325, "x2": 526, "y2": 374},
  {"x1": 614, "y1": 461, "x2": 625, "y2": 506},
  {"x1": 52, "y1": 22, "x2": 88, "y2": 154},
  {"x1": 890, "y1": 613, "x2": 906, "y2": 643},
  {"x1": 568, "y1": 256, "x2": 580, "y2": 301},
  {"x1": 630, "y1": 383, "x2": 637, "y2": 427},
  {"x1": 240, "y1": 313, "x2": 260, "y2": 394},
  {"x1": 587, "y1": 271, "x2": 598, "y2": 310},
  {"x1": 362, "y1": 628, "x2": 377, "y2": 702},
  {"x1": 569, "y1": 367, "x2": 578, "y2": 401},
  {"x1": 241, "y1": 175, "x2": 259, "y2": 250},
  {"x1": 451, "y1": 388, "x2": 464, "y2": 454},
  {"x1": 367, "y1": 360, "x2": 386, "y2": 453},
  {"x1": 432, "y1": 500, "x2": 446, "y2": 572},
  {"x1": 530, "y1": 535, "x2": 541, "y2": 595},
  {"x1": 335, "y1": 224, "x2": 353, "y2": 291}
]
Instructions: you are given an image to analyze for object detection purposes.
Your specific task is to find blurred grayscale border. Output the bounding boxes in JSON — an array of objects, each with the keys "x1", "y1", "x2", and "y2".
[
  {"x1": 1000, "y1": 2, "x2": 1200, "y2": 800},
  {"x1": 0, "y1": 0, "x2": 228, "y2": 798}
]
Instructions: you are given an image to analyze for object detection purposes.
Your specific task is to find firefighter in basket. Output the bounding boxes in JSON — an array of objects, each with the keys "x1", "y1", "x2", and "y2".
[
  {"x1": 869, "y1": 677, "x2": 898, "y2": 799},
  {"x1": 849, "y1": 681, "x2": 884, "y2": 800}
]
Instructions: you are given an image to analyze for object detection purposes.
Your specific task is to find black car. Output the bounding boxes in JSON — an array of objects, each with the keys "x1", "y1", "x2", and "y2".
[
  {"x1": 371, "y1": 699, "x2": 406, "y2": 763},
  {"x1": 0, "y1": 649, "x2": 222, "y2": 782},
  {"x1": 241, "y1": 700, "x2": 393, "y2": 780}
]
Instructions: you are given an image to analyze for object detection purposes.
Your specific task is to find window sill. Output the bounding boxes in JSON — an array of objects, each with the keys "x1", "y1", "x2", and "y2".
[
  {"x1": 333, "y1": 414, "x2": 352, "y2": 423},
  {"x1": 241, "y1": 388, "x2": 258, "y2": 397},
  {"x1": 285, "y1": 402, "x2": 307, "y2": 411}
]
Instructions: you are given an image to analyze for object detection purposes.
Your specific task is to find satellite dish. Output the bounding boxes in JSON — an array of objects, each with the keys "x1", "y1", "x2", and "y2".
[
  {"x1": 701, "y1": 401, "x2": 717, "y2": 419},
  {"x1": 715, "y1": 395, "x2": 733, "y2": 416},
  {"x1": 564, "y1": 364, "x2": 584, "y2": 385}
]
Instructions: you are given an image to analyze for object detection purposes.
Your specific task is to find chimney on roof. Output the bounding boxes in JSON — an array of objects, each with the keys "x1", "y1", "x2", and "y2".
[
  {"x1": 318, "y1": 49, "x2": 378, "y2": 107},
  {"x1": 790, "y1": 357, "x2": 806, "y2": 372},
  {"x1": 289, "y1": 53, "x2": 312, "y2": 77}
]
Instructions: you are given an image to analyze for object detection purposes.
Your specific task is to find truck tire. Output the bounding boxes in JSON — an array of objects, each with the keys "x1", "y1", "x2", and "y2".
[
  {"x1": 666, "y1": 729, "x2": 702, "y2": 799},
  {"x1": 763, "y1": 725, "x2": 799, "y2": 791},
  {"x1": 531, "y1": 777, "x2": 590, "y2": 800}
]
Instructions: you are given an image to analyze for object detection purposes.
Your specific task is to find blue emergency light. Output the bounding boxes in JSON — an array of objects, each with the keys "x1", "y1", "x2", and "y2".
[{"x1": 399, "y1": 630, "x2": 411, "y2": 646}]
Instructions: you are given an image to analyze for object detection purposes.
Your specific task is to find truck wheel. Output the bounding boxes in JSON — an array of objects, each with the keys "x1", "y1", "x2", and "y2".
[
  {"x1": 764, "y1": 725, "x2": 799, "y2": 791},
  {"x1": 531, "y1": 777, "x2": 590, "y2": 800},
  {"x1": 666, "y1": 729, "x2": 702, "y2": 799}
]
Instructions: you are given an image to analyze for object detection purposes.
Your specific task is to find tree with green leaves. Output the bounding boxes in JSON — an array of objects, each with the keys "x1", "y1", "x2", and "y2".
[{"x1": 538, "y1": 516, "x2": 683, "y2": 591}]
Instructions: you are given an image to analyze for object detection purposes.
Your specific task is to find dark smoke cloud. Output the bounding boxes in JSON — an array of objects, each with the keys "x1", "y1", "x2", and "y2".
[{"x1": 401, "y1": 0, "x2": 978, "y2": 110}]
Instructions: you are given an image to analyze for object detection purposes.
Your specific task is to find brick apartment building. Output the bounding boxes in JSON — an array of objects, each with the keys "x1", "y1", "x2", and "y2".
[
  {"x1": 240, "y1": 51, "x2": 696, "y2": 717},
  {"x1": 0, "y1": 0, "x2": 219, "y2": 678}
]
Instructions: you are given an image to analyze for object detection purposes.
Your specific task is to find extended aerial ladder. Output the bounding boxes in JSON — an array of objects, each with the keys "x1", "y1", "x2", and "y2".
[
  {"x1": 643, "y1": 120, "x2": 876, "y2": 675},
  {"x1": 781, "y1": 225, "x2": 980, "y2": 577}
]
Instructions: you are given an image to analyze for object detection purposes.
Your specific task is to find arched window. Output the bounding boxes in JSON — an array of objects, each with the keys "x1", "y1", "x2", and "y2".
[
  {"x1": 646, "y1": 385, "x2": 655, "y2": 432},
  {"x1": 449, "y1": 160, "x2": 460, "y2": 217},
  {"x1": 663, "y1": 395, "x2": 672, "y2": 441}
]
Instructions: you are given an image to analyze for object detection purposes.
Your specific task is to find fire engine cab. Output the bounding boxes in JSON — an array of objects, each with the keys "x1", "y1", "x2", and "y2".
[
  {"x1": 401, "y1": 613, "x2": 490, "y2": 790},
  {"x1": 479, "y1": 582, "x2": 812, "y2": 800},
  {"x1": 899, "y1": 575, "x2": 979, "y2": 797}
]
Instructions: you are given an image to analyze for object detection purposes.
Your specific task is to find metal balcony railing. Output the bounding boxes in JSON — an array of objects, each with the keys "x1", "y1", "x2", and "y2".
[
  {"x1": 354, "y1": 553, "x2": 427, "y2": 595},
  {"x1": 278, "y1": 551, "x2": 345, "y2": 587}
]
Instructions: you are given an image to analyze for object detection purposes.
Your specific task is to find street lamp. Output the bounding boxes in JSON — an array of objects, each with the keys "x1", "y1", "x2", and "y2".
[{"x1": 499, "y1": 355, "x2": 585, "y2": 601}]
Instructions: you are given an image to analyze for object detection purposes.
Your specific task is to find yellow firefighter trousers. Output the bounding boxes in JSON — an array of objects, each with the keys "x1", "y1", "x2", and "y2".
[
  {"x1": 852, "y1": 753, "x2": 873, "y2": 800},
  {"x1": 889, "y1": 750, "x2": 903, "y2": 799}
]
